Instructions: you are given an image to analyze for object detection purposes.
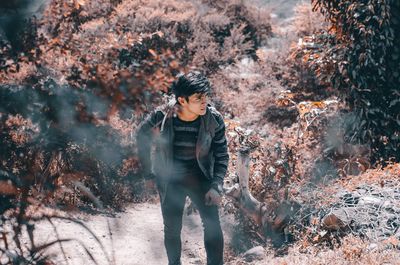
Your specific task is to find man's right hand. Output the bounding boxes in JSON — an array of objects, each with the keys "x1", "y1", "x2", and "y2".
[
  {"x1": 144, "y1": 179, "x2": 156, "y2": 191},
  {"x1": 205, "y1": 188, "x2": 222, "y2": 206}
]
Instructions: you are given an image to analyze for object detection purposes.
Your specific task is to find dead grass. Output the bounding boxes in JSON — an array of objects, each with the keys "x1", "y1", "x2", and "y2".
[{"x1": 227, "y1": 235, "x2": 400, "y2": 264}]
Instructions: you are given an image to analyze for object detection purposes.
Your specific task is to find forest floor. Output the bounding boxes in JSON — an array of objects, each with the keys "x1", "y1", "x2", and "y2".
[{"x1": 34, "y1": 202, "x2": 239, "y2": 265}]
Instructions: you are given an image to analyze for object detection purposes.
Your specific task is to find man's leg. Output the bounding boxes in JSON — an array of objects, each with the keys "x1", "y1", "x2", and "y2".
[
  {"x1": 159, "y1": 183, "x2": 186, "y2": 265},
  {"x1": 188, "y1": 184, "x2": 224, "y2": 265}
]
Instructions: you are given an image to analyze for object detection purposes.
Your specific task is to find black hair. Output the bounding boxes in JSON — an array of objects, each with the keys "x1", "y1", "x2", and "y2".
[{"x1": 170, "y1": 71, "x2": 211, "y2": 104}]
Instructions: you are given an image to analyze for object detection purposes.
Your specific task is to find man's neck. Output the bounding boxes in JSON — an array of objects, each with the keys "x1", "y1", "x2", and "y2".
[{"x1": 177, "y1": 108, "x2": 199, "y2": 122}]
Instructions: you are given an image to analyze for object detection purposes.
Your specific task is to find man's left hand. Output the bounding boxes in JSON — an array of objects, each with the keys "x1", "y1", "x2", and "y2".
[{"x1": 205, "y1": 188, "x2": 222, "y2": 206}]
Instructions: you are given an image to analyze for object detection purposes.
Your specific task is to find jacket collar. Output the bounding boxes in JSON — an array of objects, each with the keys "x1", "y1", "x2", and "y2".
[{"x1": 160, "y1": 98, "x2": 218, "y2": 133}]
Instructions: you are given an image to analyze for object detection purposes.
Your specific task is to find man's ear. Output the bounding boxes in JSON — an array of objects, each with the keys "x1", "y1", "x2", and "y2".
[{"x1": 177, "y1": 96, "x2": 187, "y2": 106}]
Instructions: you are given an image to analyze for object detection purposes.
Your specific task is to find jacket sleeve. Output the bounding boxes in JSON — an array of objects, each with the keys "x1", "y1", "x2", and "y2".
[
  {"x1": 135, "y1": 110, "x2": 163, "y2": 180},
  {"x1": 211, "y1": 112, "x2": 229, "y2": 186}
]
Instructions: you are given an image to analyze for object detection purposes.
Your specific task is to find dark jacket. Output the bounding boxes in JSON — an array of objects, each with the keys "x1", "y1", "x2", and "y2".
[{"x1": 136, "y1": 99, "x2": 229, "y2": 189}]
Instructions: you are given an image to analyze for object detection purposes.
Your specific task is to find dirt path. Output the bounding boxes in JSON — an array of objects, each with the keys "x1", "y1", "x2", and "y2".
[{"x1": 34, "y1": 202, "x2": 236, "y2": 265}]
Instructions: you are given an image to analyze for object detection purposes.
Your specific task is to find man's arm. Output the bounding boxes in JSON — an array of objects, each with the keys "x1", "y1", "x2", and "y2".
[
  {"x1": 135, "y1": 110, "x2": 163, "y2": 180},
  {"x1": 211, "y1": 112, "x2": 229, "y2": 188}
]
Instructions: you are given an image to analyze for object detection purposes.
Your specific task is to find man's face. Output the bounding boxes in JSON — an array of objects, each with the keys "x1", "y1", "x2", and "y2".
[{"x1": 178, "y1": 93, "x2": 209, "y2": 116}]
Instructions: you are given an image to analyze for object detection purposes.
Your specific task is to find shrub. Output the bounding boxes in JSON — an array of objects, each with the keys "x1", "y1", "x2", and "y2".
[{"x1": 288, "y1": 1, "x2": 400, "y2": 164}]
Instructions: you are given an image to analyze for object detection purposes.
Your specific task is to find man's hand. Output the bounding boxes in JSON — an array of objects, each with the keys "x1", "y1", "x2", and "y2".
[
  {"x1": 144, "y1": 179, "x2": 156, "y2": 191},
  {"x1": 141, "y1": 172, "x2": 157, "y2": 192},
  {"x1": 205, "y1": 188, "x2": 222, "y2": 206}
]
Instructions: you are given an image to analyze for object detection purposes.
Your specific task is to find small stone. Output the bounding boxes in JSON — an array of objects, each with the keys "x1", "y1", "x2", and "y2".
[
  {"x1": 367, "y1": 243, "x2": 378, "y2": 250},
  {"x1": 190, "y1": 258, "x2": 202, "y2": 265},
  {"x1": 382, "y1": 200, "x2": 394, "y2": 209},
  {"x1": 243, "y1": 246, "x2": 265, "y2": 261},
  {"x1": 321, "y1": 213, "x2": 346, "y2": 230},
  {"x1": 358, "y1": 196, "x2": 382, "y2": 206}
]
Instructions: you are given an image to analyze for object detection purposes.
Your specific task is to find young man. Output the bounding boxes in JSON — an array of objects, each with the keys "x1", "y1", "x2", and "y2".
[{"x1": 136, "y1": 71, "x2": 229, "y2": 265}]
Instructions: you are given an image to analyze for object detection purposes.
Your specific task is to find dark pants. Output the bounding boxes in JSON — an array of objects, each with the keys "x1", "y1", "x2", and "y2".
[{"x1": 158, "y1": 174, "x2": 224, "y2": 265}]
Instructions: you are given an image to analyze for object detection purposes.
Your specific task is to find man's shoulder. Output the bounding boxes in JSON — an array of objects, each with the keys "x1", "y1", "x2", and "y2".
[
  {"x1": 150, "y1": 98, "x2": 176, "y2": 122},
  {"x1": 140, "y1": 106, "x2": 165, "y2": 127},
  {"x1": 155, "y1": 97, "x2": 176, "y2": 115},
  {"x1": 207, "y1": 105, "x2": 224, "y2": 126},
  {"x1": 208, "y1": 104, "x2": 222, "y2": 116}
]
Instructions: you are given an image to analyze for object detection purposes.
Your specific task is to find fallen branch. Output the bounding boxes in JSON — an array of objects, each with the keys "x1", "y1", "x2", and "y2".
[{"x1": 225, "y1": 147, "x2": 269, "y2": 230}]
